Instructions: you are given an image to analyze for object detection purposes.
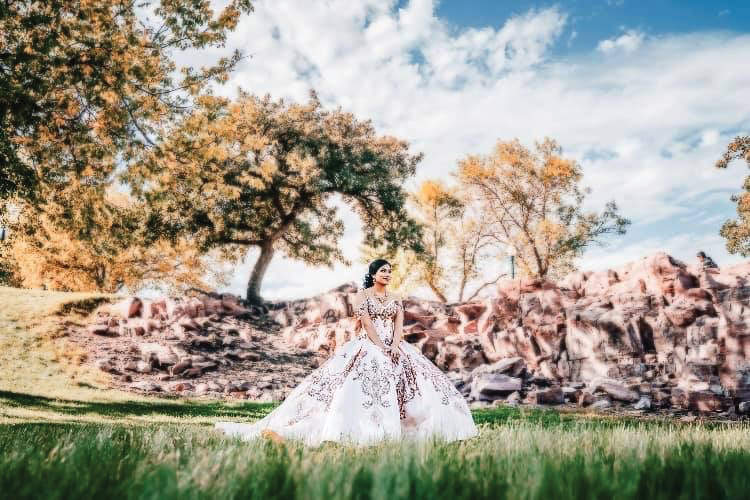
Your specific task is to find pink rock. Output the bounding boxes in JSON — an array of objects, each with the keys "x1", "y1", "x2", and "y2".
[
  {"x1": 95, "y1": 358, "x2": 118, "y2": 373},
  {"x1": 470, "y1": 373, "x2": 523, "y2": 401},
  {"x1": 112, "y1": 297, "x2": 142, "y2": 318},
  {"x1": 222, "y1": 295, "x2": 252, "y2": 315},
  {"x1": 583, "y1": 269, "x2": 620, "y2": 297},
  {"x1": 165, "y1": 299, "x2": 185, "y2": 319},
  {"x1": 138, "y1": 343, "x2": 178, "y2": 367},
  {"x1": 529, "y1": 386, "x2": 564, "y2": 405}
]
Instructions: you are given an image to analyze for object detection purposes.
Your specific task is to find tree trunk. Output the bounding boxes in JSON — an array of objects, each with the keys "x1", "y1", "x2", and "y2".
[
  {"x1": 427, "y1": 281, "x2": 448, "y2": 303},
  {"x1": 246, "y1": 240, "x2": 275, "y2": 305}
]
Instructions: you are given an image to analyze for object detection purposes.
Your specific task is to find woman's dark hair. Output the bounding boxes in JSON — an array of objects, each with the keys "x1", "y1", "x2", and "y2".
[{"x1": 362, "y1": 259, "x2": 391, "y2": 289}]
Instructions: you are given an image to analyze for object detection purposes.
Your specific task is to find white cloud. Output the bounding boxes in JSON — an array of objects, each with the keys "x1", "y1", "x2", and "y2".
[
  {"x1": 597, "y1": 29, "x2": 645, "y2": 54},
  {"x1": 174, "y1": 1, "x2": 750, "y2": 300},
  {"x1": 700, "y1": 129, "x2": 720, "y2": 147}
]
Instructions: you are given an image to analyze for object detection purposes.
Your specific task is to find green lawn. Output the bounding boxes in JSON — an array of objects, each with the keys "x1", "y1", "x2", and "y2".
[{"x1": 2, "y1": 394, "x2": 750, "y2": 500}]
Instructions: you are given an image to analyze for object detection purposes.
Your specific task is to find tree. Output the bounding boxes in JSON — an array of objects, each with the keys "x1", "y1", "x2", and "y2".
[
  {"x1": 0, "y1": 0, "x2": 253, "y2": 293},
  {"x1": 456, "y1": 137, "x2": 630, "y2": 280},
  {"x1": 448, "y1": 188, "x2": 508, "y2": 302},
  {"x1": 408, "y1": 180, "x2": 462, "y2": 302},
  {"x1": 124, "y1": 91, "x2": 425, "y2": 304},
  {"x1": 405, "y1": 180, "x2": 506, "y2": 303},
  {"x1": 0, "y1": 0, "x2": 253, "y2": 209},
  {"x1": 2, "y1": 189, "x2": 227, "y2": 293},
  {"x1": 715, "y1": 135, "x2": 750, "y2": 255}
]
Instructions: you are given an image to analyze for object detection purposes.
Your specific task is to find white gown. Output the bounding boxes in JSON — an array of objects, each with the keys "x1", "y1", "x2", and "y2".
[{"x1": 214, "y1": 292, "x2": 478, "y2": 446}]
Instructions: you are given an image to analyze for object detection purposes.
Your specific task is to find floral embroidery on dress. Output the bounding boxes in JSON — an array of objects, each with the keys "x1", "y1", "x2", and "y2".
[
  {"x1": 307, "y1": 348, "x2": 366, "y2": 409},
  {"x1": 410, "y1": 354, "x2": 459, "y2": 406},
  {"x1": 355, "y1": 293, "x2": 403, "y2": 346},
  {"x1": 285, "y1": 400, "x2": 315, "y2": 426},
  {"x1": 215, "y1": 287, "x2": 477, "y2": 444},
  {"x1": 353, "y1": 357, "x2": 393, "y2": 408},
  {"x1": 395, "y1": 352, "x2": 420, "y2": 419}
]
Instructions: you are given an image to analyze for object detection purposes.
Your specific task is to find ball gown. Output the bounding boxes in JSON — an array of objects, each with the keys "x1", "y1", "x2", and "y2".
[{"x1": 214, "y1": 290, "x2": 478, "y2": 446}]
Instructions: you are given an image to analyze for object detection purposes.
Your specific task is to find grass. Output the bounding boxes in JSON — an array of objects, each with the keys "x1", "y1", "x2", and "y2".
[
  {"x1": 0, "y1": 286, "x2": 214, "y2": 407},
  {"x1": 3, "y1": 286, "x2": 750, "y2": 499},
  {"x1": 3, "y1": 401, "x2": 750, "y2": 499},
  {"x1": 0, "y1": 286, "x2": 122, "y2": 399}
]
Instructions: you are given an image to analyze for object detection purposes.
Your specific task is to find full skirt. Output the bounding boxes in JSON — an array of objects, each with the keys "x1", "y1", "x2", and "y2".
[{"x1": 214, "y1": 337, "x2": 478, "y2": 446}]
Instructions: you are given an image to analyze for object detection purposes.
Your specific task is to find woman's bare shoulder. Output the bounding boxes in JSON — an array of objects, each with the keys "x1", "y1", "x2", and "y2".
[{"x1": 353, "y1": 288, "x2": 368, "y2": 304}]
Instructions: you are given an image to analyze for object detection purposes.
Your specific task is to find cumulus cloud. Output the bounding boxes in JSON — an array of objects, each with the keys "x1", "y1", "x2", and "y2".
[
  {"x1": 181, "y1": 1, "x2": 750, "y2": 299},
  {"x1": 597, "y1": 29, "x2": 645, "y2": 53}
]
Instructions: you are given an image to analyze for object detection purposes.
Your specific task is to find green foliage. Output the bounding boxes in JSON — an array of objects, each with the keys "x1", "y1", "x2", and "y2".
[
  {"x1": 0, "y1": 0, "x2": 253, "y2": 206},
  {"x1": 0, "y1": 0, "x2": 253, "y2": 293},
  {"x1": 125, "y1": 91, "x2": 425, "y2": 302}
]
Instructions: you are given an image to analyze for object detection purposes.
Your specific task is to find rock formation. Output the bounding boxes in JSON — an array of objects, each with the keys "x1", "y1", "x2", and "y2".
[
  {"x1": 71, "y1": 293, "x2": 321, "y2": 400},
  {"x1": 75, "y1": 251, "x2": 750, "y2": 416}
]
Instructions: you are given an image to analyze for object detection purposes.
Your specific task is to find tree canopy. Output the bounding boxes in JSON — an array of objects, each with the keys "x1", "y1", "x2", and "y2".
[
  {"x1": 457, "y1": 137, "x2": 630, "y2": 280},
  {"x1": 124, "y1": 91, "x2": 425, "y2": 303},
  {"x1": 715, "y1": 136, "x2": 750, "y2": 255},
  {"x1": 0, "y1": 0, "x2": 253, "y2": 207}
]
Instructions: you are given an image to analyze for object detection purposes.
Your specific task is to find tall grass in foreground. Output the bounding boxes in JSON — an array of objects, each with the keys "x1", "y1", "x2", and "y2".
[{"x1": 2, "y1": 416, "x2": 750, "y2": 500}]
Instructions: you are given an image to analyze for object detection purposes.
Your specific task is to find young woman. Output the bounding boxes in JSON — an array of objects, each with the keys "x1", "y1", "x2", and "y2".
[{"x1": 214, "y1": 259, "x2": 478, "y2": 446}]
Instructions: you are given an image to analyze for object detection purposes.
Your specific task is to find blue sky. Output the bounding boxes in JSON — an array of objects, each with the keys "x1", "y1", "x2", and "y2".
[
  {"x1": 175, "y1": 0, "x2": 750, "y2": 301},
  {"x1": 437, "y1": 0, "x2": 750, "y2": 52}
]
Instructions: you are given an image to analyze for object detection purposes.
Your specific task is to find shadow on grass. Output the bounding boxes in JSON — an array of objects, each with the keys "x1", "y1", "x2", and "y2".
[
  {"x1": 4, "y1": 388, "x2": 747, "y2": 431},
  {"x1": 0, "y1": 390, "x2": 276, "y2": 420}
]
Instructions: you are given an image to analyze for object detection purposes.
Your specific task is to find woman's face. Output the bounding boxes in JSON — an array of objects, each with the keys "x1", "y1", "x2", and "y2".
[{"x1": 373, "y1": 264, "x2": 392, "y2": 286}]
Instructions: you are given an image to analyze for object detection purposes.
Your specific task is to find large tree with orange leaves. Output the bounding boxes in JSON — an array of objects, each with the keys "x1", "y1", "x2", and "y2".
[
  {"x1": 1, "y1": 188, "x2": 229, "y2": 293},
  {"x1": 0, "y1": 0, "x2": 253, "y2": 208},
  {"x1": 457, "y1": 137, "x2": 630, "y2": 280},
  {"x1": 124, "y1": 91, "x2": 426, "y2": 304},
  {"x1": 0, "y1": 0, "x2": 253, "y2": 291}
]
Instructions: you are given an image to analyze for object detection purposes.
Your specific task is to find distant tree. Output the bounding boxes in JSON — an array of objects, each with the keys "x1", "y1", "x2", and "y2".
[
  {"x1": 124, "y1": 92, "x2": 425, "y2": 304},
  {"x1": 0, "y1": 0, "x2": 253, "y2": 210},
  {"x1": 407, "y1": 180, "x2": 462, "y2": 302},
  {"x1": 3, "y1": 189, "x2": 227, "y2": 293},
  {"x1": 404, "y1": 180, "x2": 506, "y2": 303},
  {"x1": 457, "y1": 137, "x2": 630, "y2": 280},
  {"x1": 447, "y1": 188, "x2": 508, "y2": 302},
  {"x1": 715, "y1": 136, "x2": 750, "y2": 255}
]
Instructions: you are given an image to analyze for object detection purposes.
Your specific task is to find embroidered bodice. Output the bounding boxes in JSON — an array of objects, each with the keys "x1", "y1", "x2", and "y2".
[{"x1": 355, "y1": 291, "x2": 403, "y2": 346}]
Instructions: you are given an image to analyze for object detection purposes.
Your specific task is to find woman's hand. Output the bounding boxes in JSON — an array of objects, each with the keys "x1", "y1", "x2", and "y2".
[{"x1": 382, "y1": 344, "x2": 400, "y2": 364}]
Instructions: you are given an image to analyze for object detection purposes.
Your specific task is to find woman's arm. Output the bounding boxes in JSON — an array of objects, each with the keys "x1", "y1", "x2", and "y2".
[{"x1": 354, "y1": 290, "x2": 388, "y2": 351}]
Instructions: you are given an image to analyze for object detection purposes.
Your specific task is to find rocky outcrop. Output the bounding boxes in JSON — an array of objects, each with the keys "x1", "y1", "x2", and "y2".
[
  {"x1": 74, "y1": 251, "x2": 750, "y2": 415},
  {"x1": 279, "y1": 252, "x2": 750, "y2": 415},
  {"x1": 70, "y1": 293, "x2": 321, "y2": 400}
]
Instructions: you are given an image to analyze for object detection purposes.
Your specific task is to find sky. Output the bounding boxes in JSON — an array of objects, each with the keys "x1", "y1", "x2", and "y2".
[{"x1": 177, "y1": 0, "x2": 750, "y2": 301}]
